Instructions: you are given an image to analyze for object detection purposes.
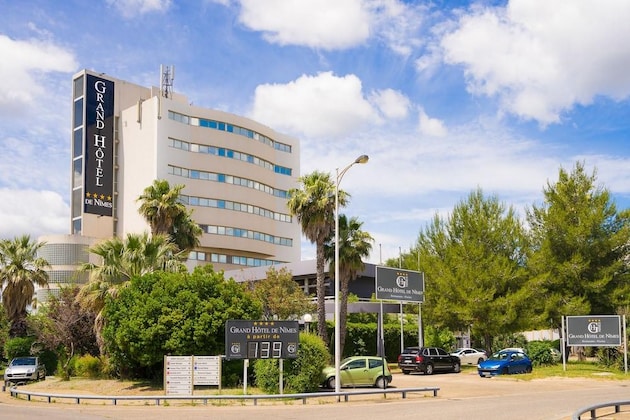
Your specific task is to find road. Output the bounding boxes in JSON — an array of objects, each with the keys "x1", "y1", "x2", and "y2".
[{"x1": 2, "y1": 370, "x2": 629, "y2": 419}]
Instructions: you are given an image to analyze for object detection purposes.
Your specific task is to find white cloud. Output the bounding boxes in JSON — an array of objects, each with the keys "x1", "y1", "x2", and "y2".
[
  {"x1": 106, "y1": 0, "x2": 172, "y2": 18},
  {"x1": 0, "y1": 189, "x2": 68, "y2": 240},
  {"x1": 249, "y1": 72, "x2": 380, "y2": 138},
  {"x1": 369, "y1": 89, "x2": 410, "y2": 119},
  {"x1": 237, "y1": 0, "x2": 370, "y2": 50},
  {"x1": 439, "y1": 0, "x2": 630, "y2": 125},
  {"x1": 366, "y1": 0, "x2": 426, "y2": 56},
  {"x1": 235, "y1": 0, "x2": 425, "y2": 54},
  {"x1": 0, "y1": 35, "x2": 77, "y2": 116},
  {"x1": 418, "y1": 108, "x2": 447, "y2": 137}
]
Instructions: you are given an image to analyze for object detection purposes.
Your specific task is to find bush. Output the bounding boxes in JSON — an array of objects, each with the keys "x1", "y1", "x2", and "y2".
[
  {"x1": 4, "y1": 336, "x2": 35, "y2": 360},
  {"x1": 254, "y1": 332, "x2": 329, "y2": 394},
  {"x1": 75, "y1": 354, "x2": 104, "y2": 378},
  {"x1": 526, "y1": 341, "x2": 558, "y2": 366}
]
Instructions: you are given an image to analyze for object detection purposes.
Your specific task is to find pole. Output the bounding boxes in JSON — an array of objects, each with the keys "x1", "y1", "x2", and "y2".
[
  {"x1": 334, "y1": 155, "x2": 368, "y2": 396},
  {"x1": 334, "y1": 167, "x2": 341, "y2": 396}
]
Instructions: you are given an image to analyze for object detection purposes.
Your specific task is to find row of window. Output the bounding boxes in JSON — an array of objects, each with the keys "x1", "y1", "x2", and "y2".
[
  {"x1": 168, "y1": 138, "x2": 292, "y2": 176},
  {"x1": 169, "y1": 165, "x2": 288, "y2": 198},
  {"x1": 38, "y1": 243, "x2": 89, "y2": 266},
  {"x1": 169, "y1": 111, "x2": 292, "y2": 153},
  {"x1": 180, "y1": 195, "x2": 292, "y2": 223},
  {"x1": 202, "y1": 224, "x2": 292, "y2": 247},
  {"x1": 188, "y1": 251, "x2": 284, "y2": 267}
]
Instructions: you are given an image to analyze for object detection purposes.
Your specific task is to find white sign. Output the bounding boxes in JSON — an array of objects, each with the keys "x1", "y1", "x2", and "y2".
[
  {"x1": 164, "y1": 356, "x2": 193, "y2": 395},
  {"x1": 193, "y1": 356, "x2": 221, "y2": 386}
]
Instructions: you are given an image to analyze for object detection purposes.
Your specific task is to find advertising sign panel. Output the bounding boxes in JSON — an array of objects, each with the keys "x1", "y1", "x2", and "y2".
[
  {"x1": 225, "y1": 320, "x2": 299, "y2": 360},
  {"x1": 375, "y1": 266, "x2": 424, "y2": 303},
  {"x1": 566, "y1": 315, "x2": 622, "y2": 346},
  {"x1": 84, "y1": 74, "x2": 114, "y2": 216}
]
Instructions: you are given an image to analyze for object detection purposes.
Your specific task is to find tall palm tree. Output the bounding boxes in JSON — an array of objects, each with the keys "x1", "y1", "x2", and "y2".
[
  {"x1": 137, "y1": 179, "x2": 187, "y2": 236},
  {"x1": 77, "y1": 232, "x2": 186, "y2": 353},
  {"x1": 287, "y1": 171, "x2": 348, "y2": 344},
  {"x1": 136, "y1": 179, "x2": 202, "y2": 255},
  {"x1": 325, "y1": 215, "x2": 373, "y2": 356},
  {"x1": 0, "y1": 235, "x2": 50, "y2": 337}
]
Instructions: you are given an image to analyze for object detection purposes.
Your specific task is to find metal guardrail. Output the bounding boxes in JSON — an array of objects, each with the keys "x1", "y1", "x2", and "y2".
[
  {"x1": 8, "y1": 386, "x2": 439, "y2": 406},
  {"x1": 573, "y1": 400, "x2": 630, "y2": 419}
]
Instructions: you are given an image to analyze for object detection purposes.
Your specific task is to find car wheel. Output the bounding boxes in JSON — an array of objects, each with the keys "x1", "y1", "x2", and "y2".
[
  {"x1": 425, "y1": 364, "x2": 434, "y2": 375},
  {"x1": 477, "y1": 358, "x2": 484, "y2": 364},
  {"x1": 501, "y1": 367, "x2": 509, "y2": 375},
  {"x1": 452, "y1": 362, "x2": 461, "y2": 373},
  {"x1": 375, "y1": 376, "x2": 388, "y2": 389},
  {"x1": 402, "y1": 370, "x2": 410, "y2": 375},
  {"x1": 326, "y1": 376, "x2": 336, "y2": 390}
]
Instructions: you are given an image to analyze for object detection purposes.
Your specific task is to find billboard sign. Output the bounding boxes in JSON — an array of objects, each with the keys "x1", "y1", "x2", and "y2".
[
  {"x1": 84, "y1": 74, "x2": 114, "y2": 216},
  {"x1": 225, "y1": 320, "x2": 299, "y2": 360},
  {"x1": 375, "y1": 266, "x2": 424, "y2": 303},
  {"x1": 566, "y1": 315, "x2": 622, "y2": 346}
]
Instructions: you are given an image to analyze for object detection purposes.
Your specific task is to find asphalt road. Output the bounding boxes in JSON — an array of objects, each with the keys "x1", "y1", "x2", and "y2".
[{"x1": 2, "y1": 370, "x2": 630, "y2": 419}]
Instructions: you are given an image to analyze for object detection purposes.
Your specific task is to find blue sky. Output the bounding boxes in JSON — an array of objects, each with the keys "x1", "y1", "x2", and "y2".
[{"x1": 0, "y1": 0, "x2": 628, "y2": 264}]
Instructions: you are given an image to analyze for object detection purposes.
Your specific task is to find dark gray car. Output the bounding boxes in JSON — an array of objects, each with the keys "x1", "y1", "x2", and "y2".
[{"x1": 397, "y1": 346, "x2": 461, "y2": 375}]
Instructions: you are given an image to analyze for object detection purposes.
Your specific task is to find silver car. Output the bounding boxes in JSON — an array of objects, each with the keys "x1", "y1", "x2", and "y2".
[{"x1": 4, "y1": 356, "x2": 46, "y2": 384}]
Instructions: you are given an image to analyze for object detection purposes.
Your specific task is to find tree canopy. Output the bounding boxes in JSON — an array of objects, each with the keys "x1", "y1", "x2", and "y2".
[
  {"x1": 287, "y1": 170, "x2": 348, "y2": 344},
  {"x1": 102, "y1": 265, "x2": 261, "y2": 378},
  {"x1": 249, "y1": 267, "x2": 314, "y2": 321},
  {"x1": 526, "y1": 162, "x2": 630, "y2": 327},
  {"x1": 0, "y1": 235, "x2": 50, "y2": 337},
  {"x1": 136, "y1": 179, "x2": 202, "y2": 255},
  {"x1": 414, "y1": 189, "x2": 530, "y2": 351}
]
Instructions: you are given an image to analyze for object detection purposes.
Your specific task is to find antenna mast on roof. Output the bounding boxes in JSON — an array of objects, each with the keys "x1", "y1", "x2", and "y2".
[{"x1": 160, "y1": 65, "x2": 174, "y2": 98}]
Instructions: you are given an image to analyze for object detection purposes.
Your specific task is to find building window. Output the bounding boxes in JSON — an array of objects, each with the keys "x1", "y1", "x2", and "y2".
[{"x1": 168, "y1": 111, "x2": 292, "y2": 153}]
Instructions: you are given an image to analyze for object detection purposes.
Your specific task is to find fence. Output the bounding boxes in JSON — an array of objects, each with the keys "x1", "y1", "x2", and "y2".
[{"x1": 8, "y1": 386, "x2": 440, "y2": 406}]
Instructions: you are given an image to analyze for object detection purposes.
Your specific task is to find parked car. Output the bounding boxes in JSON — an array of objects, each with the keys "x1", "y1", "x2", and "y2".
[
  {"x1": 397, "y1": 346, "x2": 461, "y2": 375},
  {"x1": 3, "y1": 356, "x2": 46, "y2": 384},
  {"x1": 478, "y1": 349, "x2": 532, "y2": 377},
  {"x1": 322, "y1": 356, "x2": 392, "y2": 389},
  {"x1": 450, "y1": 348, "x2": 488, "y2": 365}
]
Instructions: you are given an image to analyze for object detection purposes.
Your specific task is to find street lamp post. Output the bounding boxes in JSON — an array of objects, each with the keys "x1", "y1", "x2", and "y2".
[{"x1": 334, "y1": 154, "x2": 369, "y2": 395}]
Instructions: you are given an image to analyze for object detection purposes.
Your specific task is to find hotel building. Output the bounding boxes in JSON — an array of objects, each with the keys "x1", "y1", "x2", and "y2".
[{"x1": 37, "y1": 67, "x2": 301, "y2": 302}]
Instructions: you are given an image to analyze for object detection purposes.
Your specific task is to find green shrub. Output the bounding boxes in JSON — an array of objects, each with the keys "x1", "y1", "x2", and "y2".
[
  {"x1": 526, "y1": 341, "x2": 558, "y2": 366},
  {"x1": 4, "y1": 336, "x2": 35, "y2": 360},
  {"x1": 254, "y1": 332, "x2": 329, "y2": 394},
  {"x1": 75, "y1": 354, "x2": 104, "y2": 378}
]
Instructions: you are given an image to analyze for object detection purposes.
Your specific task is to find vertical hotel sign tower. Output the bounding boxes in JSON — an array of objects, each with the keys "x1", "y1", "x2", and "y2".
[{"x1": 84, "y1": 75, "x2": 115, "y2": 216}]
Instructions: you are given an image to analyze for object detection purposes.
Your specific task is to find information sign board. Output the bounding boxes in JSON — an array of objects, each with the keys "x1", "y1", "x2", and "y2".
[
  {"x1": 566, "y1": 315, "x2": 622, "y2": 346},
  {"x1": 375, "y1": 266, "x2": 424, "y2": 303},
  {"x1": 164, "y1": 356, "x2": 193, "y2": 395},
  {"x1": 193, "y1": 356, "x2": 221, "y2": 386},
  {"x1": 225, "y1": 320, "x2": 299, "y2": 360}
]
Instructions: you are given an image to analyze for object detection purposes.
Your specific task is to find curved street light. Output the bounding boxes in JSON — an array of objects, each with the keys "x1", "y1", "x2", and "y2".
[{"x1": 334, "y1": 154, "x2": 369, "y2": 395}]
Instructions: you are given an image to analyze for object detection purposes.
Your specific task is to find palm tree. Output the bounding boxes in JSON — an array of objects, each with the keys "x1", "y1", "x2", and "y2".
[
  {"x1": 325, "y1": 215, "x2": 373, "y2": 356},
  {"x1": 137, "y1": 179, "x2": 186, "y2": 235},
  {"x1": 77, "y1": 232, "x2": 186, "y2": 353},
  {"x1": 287, "y1": 171, "x2": 348, "y2": 344},
  {"x1": 136, "y1": 179, "x2": 202, "y2": 255},
  {"x1": 0, "y1": 235, "x2": 50, "y2": 337}
]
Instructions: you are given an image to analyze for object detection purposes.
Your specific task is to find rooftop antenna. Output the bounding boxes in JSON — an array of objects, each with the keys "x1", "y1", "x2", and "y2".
[{"x1": 160, "y1": 65, "x2": 174, "y2": 99}]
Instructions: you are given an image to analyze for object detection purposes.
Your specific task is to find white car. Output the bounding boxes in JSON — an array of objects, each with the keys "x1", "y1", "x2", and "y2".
[
  {"x1": 451, "y1": 348, "x2": 488, "y2": 365},
  {"x1": 3, "y1": 356, "x2": 46, "y2": 384}
]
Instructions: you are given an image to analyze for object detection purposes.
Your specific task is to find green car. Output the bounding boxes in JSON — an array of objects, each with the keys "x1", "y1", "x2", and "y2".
[{"x1": 322, "y1": 356, "x2": 392, "y2": 389}]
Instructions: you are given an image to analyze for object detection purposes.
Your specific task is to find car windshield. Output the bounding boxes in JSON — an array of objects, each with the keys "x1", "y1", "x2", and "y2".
[
  {"x1": 11, "y1": 357, "x2": 36, "y2": 366},
  {"x1": 488, "y1": 352, "x2": 511, "y2": 361}
]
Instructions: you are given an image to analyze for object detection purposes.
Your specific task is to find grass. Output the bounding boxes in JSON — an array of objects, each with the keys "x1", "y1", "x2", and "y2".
[{"x1": 458, "y1": 361, "x2": 629, "y2": 380}]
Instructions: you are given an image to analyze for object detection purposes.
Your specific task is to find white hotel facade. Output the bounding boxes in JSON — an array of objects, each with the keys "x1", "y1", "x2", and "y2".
[{"x1": 37, "y1": 68, "x2": 301, "y2": 302}]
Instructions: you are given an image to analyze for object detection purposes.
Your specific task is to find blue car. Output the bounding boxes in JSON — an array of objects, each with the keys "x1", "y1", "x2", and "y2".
[{"x1": 477, "y1": 349, "x2": 532, "y2": 377}]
